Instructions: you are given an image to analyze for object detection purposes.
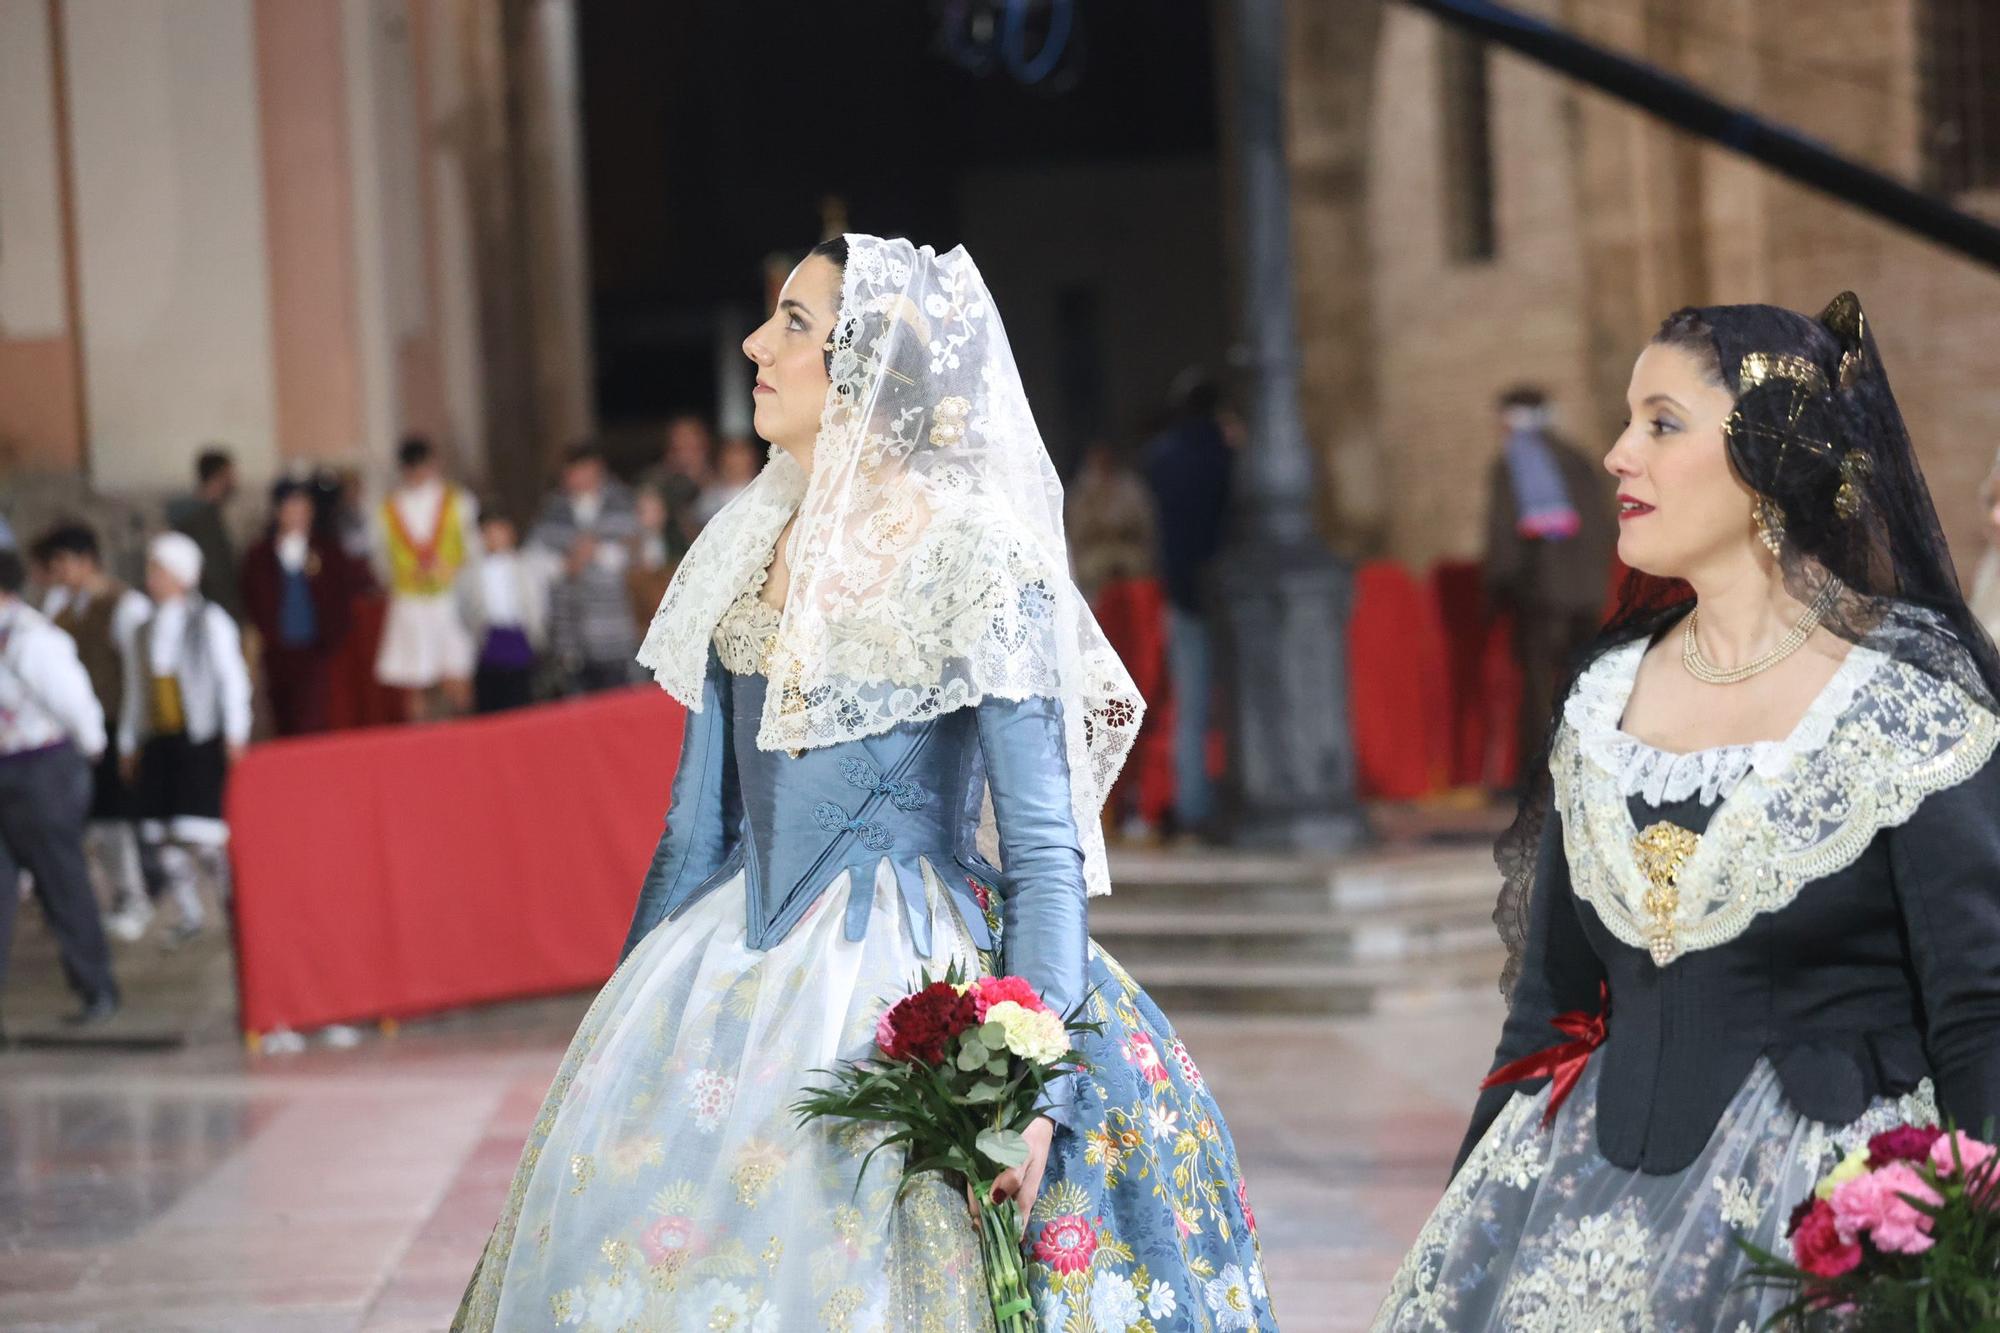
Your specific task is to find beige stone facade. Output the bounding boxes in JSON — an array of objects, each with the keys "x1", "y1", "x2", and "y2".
[{"x1": 1296, "y1": 0, "x2": 2000, "y2": 573}]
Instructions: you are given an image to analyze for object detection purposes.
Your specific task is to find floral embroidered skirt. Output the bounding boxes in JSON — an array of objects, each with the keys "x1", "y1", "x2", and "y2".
[
  {"x1": 1371, "y1": 1058, "x2": 1938, "y2": 1332},
  {"x1": 454, "y1": 859, "x2": 1276, "y2": 1332},
  {"x1": 1028, "y1": 944, "x2": 1276, "y2": 1332}
]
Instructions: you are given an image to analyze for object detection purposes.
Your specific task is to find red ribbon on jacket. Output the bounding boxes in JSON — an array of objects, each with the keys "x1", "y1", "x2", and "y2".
[{"x1": 1479, "y1": 981, "x2": 1610, "y2": 1128}]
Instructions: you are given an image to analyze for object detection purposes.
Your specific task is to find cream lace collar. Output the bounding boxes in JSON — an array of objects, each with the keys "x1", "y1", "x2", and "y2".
[
  {"x1": 1553, "y1": 636, "x2": 2000, "y2": 966},
  {"x1": 1564, "y1": 638, "x2": 1881, "y2": 805}
]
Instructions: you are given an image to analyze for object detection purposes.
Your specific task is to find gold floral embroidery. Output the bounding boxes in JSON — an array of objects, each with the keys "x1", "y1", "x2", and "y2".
[
  {"x1": 568, "y1": 1153, "x2": 594, "y2": 1194},
  {"x1": 1631, "y1": 822, "x2": 1699, "y2": 967},
  {"x1": 731, "y1": 1139, "x2": 786, "y2": 1207}
]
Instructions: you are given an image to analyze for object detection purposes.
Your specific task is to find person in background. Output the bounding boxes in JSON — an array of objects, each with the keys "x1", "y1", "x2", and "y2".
[
  {"x1": 240, "y1": 478, "x2": 360, "y2": 737},
  {"x1": 30, "y1": 524, "x2": 153, "y2": 941},
  {"x1": 166, "y1": 446, "x2": 244, "y2": 622},
  {"x1": 692, "y1": 433, "x2": 761, "y2": 528},
  {"x1": 1967, "y1": 448, "x2": 2000, "y2": 646},
  {"x1": 532, "y1": 443, "x2": 640, "y2": 694},
  {"x1": 1481, "y1": 384, "x2": 1616, "y2": 777},
  {"x1": 1068, "y1": 436, "x2": 1158, "y2": 600},
  {"x1": 458, "y1": 507, "x2": 551, "y2": 714},
  {"x1": 641, "y1": 413, "x2": 716, "y2": 554},
  {"x1": 625, "y1": 485, "x2": 676, "y2": 635},
  {"x1": 120, "y1": 533, "x2": 253, "y2": 944},
  {"x1": 1142, "y1": 367, "x2": 1236, "y2": 841},
  {"x1": 0, "y1": 546, "x2": 118, "y2": 1031},
  {"x1": 372, "y1": 437, "x2": 480, "y2": 720},
  {"x1": 1068, "y1": 437, "x2": 1170, "y2": 842}
]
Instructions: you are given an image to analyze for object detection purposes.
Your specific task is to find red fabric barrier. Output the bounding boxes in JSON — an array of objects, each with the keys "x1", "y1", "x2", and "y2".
[
  {"x1": 1431, "y1": 561, "x2": 1493, "y2": 788},
  {"x1": 1481, "y1": 610, "x2": 1525, "y2": 789},
  {"x1": 1091, "y1": 576, "x2": 1174, "y2": 825},
  {"x1": 227, "y1": 687, "x2": 683, "y2": 1034},
  {"x1": 1348, "y1": 560, "x2": 1452, "y2": 800}
]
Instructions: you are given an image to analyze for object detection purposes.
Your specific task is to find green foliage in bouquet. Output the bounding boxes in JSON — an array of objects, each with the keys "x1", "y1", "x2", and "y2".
[
  {"x1": 1735, "y1": 1119, "x2": 2000, "y2": 1331},
  {"x1": 794, "y1": 962, "x2": 1102, "y2": 1332}
]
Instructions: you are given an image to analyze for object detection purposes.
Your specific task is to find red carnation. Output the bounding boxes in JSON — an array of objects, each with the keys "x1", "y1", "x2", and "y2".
[
  {"x1": 971, "y1": 975, "x2": 1047, "y2": 1020},
  {"x1": 1867, "y1": 1125, "x2": 1944, "y2": 1169},
  {"x1": 1792, "y1": 1198, "x2": 1863, "y2": 1279},
  {"x1": 877, "y1": 981, "x2": 979, "y2": 1065}
]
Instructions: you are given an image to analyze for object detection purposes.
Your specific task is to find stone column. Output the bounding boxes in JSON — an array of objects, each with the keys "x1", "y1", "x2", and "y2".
[{"x1": 1212, "y1": 0, "x2": 1366, "y2": 853}]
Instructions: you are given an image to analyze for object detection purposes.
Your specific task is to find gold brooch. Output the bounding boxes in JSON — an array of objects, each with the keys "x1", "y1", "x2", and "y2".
[{"x1": 1632, "y1": 822, "x2": 1700, "y2": 966}]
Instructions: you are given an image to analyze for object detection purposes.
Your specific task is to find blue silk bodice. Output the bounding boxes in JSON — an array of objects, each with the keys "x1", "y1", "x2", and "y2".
[{"x1": 620, "y1": 642, "x2": 1091, "y2": 1120}]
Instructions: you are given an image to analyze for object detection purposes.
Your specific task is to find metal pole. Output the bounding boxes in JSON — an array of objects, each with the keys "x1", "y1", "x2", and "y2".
[
  {"x1": 1213, "y1": 0, "x2": 1366, "y2": 854},
  {"x1": 1401, "y1": 0, "x2": 2000, "y2": 271}
]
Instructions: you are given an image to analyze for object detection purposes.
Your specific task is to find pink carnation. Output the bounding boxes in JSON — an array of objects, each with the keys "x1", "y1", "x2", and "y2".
[
  {"x1": 971, "y1": 974, "x2": 1047, "y2": 1020},
  {"x1": 1928, "y1": 1130, "x2": 1998, "y2": 1186},
  {"x1": 1831, "y1": 1162, "x2": 1941, "y2": 1255}
]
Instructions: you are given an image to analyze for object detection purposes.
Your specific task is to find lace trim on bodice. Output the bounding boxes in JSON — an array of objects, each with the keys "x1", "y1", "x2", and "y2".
[
  {"x1": 1563, "y1": 639, "x2": 1877, "y2": 806},
  {"x1": 713, "y1": 562, "x2": 783, "y2": 678},
  {"x1": 1554, "y1": 638, "x2": 2000, "y2": 966}
]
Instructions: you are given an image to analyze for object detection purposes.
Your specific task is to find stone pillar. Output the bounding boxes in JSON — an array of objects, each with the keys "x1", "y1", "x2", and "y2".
[
  {"x1": 1212, "y1": 0, "x2": 1366, "y2": 853},
  {"x1": 452, "y1": 0, "x2": 593, "y2": 518},
  {"x1": 512, "y1": 0, "x2": 594, "y2": 465}
]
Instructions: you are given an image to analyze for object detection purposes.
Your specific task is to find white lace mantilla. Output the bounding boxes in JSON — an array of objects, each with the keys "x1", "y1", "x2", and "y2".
[
  {"x1": 1554, "y1": 637, "x2": 2000, "y2": 966},
  {"x1": 637, "y1": 236, "x2": 1142, "y2": 899}
]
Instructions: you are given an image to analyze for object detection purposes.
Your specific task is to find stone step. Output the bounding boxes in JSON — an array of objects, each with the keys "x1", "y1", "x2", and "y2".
[
  {"x1": 1115, "y1": 950, "x2": 1507, "y2": 1018},
  {"x1": 1097, "y1": 847, "x2": 1498, "y2": 916},
  {"x1": 1089, "y1": 903, "x2": 1501, "y2": 968}
]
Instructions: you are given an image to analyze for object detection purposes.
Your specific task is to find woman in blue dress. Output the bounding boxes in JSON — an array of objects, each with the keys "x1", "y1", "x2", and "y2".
[{"x1": 455, "y1": 235, "x2": 1275, "y2": 1332}]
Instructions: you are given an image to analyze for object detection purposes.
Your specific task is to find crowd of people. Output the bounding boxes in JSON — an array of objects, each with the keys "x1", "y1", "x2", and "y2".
[{"x1": 0, "y1": 416, "x2": 754, "y2": 1036}]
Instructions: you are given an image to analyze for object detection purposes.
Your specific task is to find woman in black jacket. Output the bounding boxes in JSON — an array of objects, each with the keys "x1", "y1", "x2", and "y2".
[{"x1": 1375, "y1": 294, "x2": 2000, "y2": 1330}]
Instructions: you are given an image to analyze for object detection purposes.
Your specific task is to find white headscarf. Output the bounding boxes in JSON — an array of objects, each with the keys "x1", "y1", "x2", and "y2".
[
  {"x1": 638, "y1": 235, "x2": 1142, "y2": 897},
  {"x1": 148, "y1": 531, "x2": 205, "y2": 591}
]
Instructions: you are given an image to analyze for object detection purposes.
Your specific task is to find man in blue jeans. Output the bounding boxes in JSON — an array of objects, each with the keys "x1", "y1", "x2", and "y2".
[{"x1": 1142, "y1": 369, "x2": 1235, "y2": 840}]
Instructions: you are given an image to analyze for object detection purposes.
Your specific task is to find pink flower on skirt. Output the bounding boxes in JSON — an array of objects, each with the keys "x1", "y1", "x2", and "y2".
[
  {"x1": 1032, "y1": 1214, "x2": 1099, "y2": 1274},
  {"x1": 640, "y1": 1214, "x2": 695, "y2": 1264},
  {"x1": 1238, "y1": 1178, "x2": 1258, "y2": 1236},
  {"x1": 1831, "y1": 1162, "x2": 1941, "y2": 1255},
  {"x1": 1171, "y1": 1038, "x2": 1205, "y2": 1092},
  {"x1": 1122, "y1": 1033, "x2": 1171, "y2": 1086}
]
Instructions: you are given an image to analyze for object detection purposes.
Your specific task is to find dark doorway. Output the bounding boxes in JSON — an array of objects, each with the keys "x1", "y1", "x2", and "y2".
[{"x1": 579, "y1": 0, "x2": 1226, "y2": 475}]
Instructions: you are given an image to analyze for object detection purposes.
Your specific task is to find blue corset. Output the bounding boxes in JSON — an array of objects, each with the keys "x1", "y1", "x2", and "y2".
[{"x1": 620, "y1": 644, "x2": 1091, "y2": 1119}]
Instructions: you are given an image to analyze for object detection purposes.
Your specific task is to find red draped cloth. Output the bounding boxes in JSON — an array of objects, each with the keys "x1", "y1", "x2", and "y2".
[
  {"x1": 1092, "y1": 576, "x2": 1174, "y2": 825},
  {"x1": 1348, "y1": 560, "x2": 1452, "y2": 801},
  {"x1": 227, "y1": 687, "x2": 683, "y2": 1034}
]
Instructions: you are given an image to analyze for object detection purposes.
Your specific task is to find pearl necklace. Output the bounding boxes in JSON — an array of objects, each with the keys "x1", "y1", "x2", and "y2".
[{"x1": 1681, "y1": 581, "x2": 1842, "y2": 685}]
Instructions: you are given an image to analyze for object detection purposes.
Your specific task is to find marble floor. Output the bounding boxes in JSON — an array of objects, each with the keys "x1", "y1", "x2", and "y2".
[{"x1": 0, "y1": 989, "x2": 1504, "y2": 1332}]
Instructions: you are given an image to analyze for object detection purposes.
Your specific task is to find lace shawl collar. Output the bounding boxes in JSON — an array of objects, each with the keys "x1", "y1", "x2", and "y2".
[{"x1": 1553, "y1": 635, "x2": 2000, "y2": 965}]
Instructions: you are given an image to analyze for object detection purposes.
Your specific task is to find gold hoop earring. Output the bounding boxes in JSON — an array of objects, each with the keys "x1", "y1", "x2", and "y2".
[{"x1": 1753, "y1": 496, "x2": 1786, "y2": 557}]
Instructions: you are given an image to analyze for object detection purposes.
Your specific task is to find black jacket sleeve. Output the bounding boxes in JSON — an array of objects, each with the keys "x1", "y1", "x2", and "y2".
[
  {"x1": 1888, "y1": 752, "x2": 2000, "y2": 1134},
  {"x1": 1452, "y1": 809, "x2": 1607, "y2": 1177}
]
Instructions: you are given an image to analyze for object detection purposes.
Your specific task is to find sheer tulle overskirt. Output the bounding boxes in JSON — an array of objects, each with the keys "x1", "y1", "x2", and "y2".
[
  {"x1": 1373, "y1": 1058, "x2": 1937, "y2": 1332},
  {"x1": 453, "y1": 861, "x2": 992, "y2": 1333}
]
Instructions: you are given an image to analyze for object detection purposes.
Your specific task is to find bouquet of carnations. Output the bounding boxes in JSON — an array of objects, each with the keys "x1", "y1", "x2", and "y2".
[
  {"x1": 1736, "y1": 1121, "x2": 2000, "y2": 1330},
  {"x1": 794, "y1": 965, "x2": 1096, "y2": 1333}
]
